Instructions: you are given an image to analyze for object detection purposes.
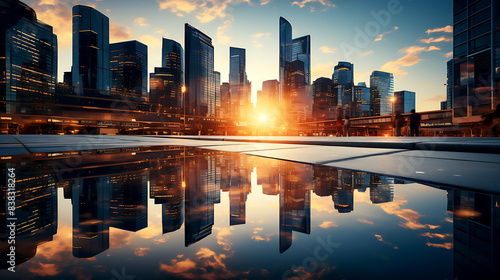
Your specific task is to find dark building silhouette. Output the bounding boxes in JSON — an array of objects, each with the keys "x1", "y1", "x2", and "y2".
[
  {"x1": 452, "y1": 0, "x2": 500, "y2": 122},
  {"x1": 369, "y1": 175, "x2": 394, "y2": 204},
  {"x1": 0, "y1": 0, "x2": 57, "y2": 114},
  {"x1": 370, "y1": 70, "x2": 394, "y2": 116},
  {"x1": 220, "y1": 82, "x2": 231, "y2": 119},
  {"x1": 353, "y1": 82, "x2": 371, "y2": 118},
  {"x1": 333, "y1": 169, "x2": 354, "y2": 213},
  {"x1": 446, "y1": 59, "x2": 453, "y2": 110},
  {"x1": 313, "y1": 77, "x2": 335, "y2": 120},
  {"x1": 72, "y1": 5, "x2": 110, "y2": 96},
  {"x1": 333, "y1": 62, "x2": 354, "y2": 116},
  {"x1": 150, "y1": 38, "x2": 183, "y2": 113},
  {"x1": 185, "y1": 24, "x2": 215, "y2": 117},
  {"x1": 109, "y1": 172, "x2": 148, "y2": 232},
  {"x1": 72, "y1": 177, "x2": 111, "y2": 258},
  {"x1": 110, "y1": 40, "x2": 147, "y2": 100}
]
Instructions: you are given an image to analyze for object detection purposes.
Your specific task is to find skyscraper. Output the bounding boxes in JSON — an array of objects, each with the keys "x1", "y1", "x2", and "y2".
[
  {"x1": 452, "y1": 0, "x2": 499, "y2": 122},
  {"x1": 332, "y1": 62, "x2": 354, "y2": 108},
  {"x1": 150, "y1": 38, "x2": 183, "y2": 113},
  {"x1": 394, "y1": 90, "x2": 416, "y2": 114},
  {"x1": 214, "y1": 71, "x2": 221, "y2": 118},
  {"x1": 185, "y1": 24, "x2": 215, "y2": 117},
  {"x1": 220, "y1": 82, "x2": 231, "y2": 118},
  {"x1": 279, "y1": 17, "x2": 312, "y2": 122},
  {"x1": 312, "y1": 77, "x2": 334, "y2": 120},
  {"x1": 72, "y1": 5, "x2": 110, "y2": 96},
  {"x1": 110, "y1": 40, "x2": 147, "y2": 100},
  {"x1": 446, "y1": 59, "x2": 453, "y2": 110},
  {"x1": 353, "y1": 82, "x2": 371, "y2": 117},
  {"x1": 370, "y1": 71, "x2": 394, "y2": 116},
  {"x1": 229, "y1": 47, "x2": 248, "y2": 118},
  {"x1": 1, "y1": 0, "x2": 57, "y2": 114}
]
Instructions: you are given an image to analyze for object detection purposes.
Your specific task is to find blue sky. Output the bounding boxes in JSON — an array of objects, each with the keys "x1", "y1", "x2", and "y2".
[{"x1": 25, "y1": 0, "x2": 453, "y2": 111}]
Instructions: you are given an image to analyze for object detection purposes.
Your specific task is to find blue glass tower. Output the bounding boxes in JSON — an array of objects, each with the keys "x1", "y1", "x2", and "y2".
[
  {"x1": 184, "y1": 24, "x2": 214, "y2": 117},
  {"x1": 370, "y1": 71, "x2": 394, "y2": 116},
  {"x1": 72, "y1": 5, "x2": 110, "y2": 95},
  {"x1": 1, "y1": 0, "x2": 57, "y2": 114},
  {"x1": 229, "y1": 47, "x2": 248, "y2": 116},
  {"x1": 279, "y1": 17, "x2": 292, "y2": 105},
  {"x1": 394, "y1": 90, "x2": 416, "y2": 114}
]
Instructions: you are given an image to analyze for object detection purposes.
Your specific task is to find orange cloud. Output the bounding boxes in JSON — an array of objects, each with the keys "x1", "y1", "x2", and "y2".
[
  {"x1": 381, "y1": 45, "x2": 441, "y2": 76},
  {"x1": 157, "y1": 0, "x2": 252, "y2": 23},
  {"x1": 421, "y1": 232, "x2": 452, "y2": 239},
  {"x1": 423, "y1": 95, "x2": 446, "y2": 103},
  {"x1": 319, "y1": 221, "x2": 338, "y2": 229},
  {"x1": 292, "y1": 0, "x2": 335, "y2": 9},
  {"x1": 31, "y1": 0, "x2": 72, "y2": 49},
  {"x1": 134, "y1": 247, "x2": 151, "y2": 257},
  {"x1": 134, "y1": 17, "x2": 150, "y2": 26},
  {"x1": 216, "y1": 227, "x2": 234, "y2": 251},
  {"x1": 357, "y1": 218, "x2": 374, "y2": 225},
  {"x1": 420, "y1": 36, "x2": 452, "y2": 44},
  {"x1": 110, "y1": 22, "x2": 133, "y2": 43},
  {"x1": 374, "y1": 26, "x2": 398, "y2": 42},
  {"x1": 379, "y1": 198, "x2": 440, "y2": 230},
  {"x1": 426, "y1": 242, "x2": 453, "y2": 250},
  {"x1": 374, "y1": 234, "x2": 398, "y2": 249},
  {"x1": 426, "y1": 25, "x2": 453, "y2": 34},
  {"x1": 29, "y1": 262, "x2": 61, "y2": 276},
  {"x1": 319, "y1": 45, "x2": 338, "y2": 53}
]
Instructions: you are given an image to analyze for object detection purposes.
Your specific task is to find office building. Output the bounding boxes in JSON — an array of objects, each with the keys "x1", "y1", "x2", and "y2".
[
  {"x1": 185, "y1": 24, "x2": 215, "y2": 117},
  {"x1": 353, "y1": 82, "x2": 371, "y2": 117},
  {"x1": 332, "y1": 62, "x2": 354, "y2": 109},
  {"x1": 110, "y1": 40, "x2": 147, "y2": 100},
  {"x1": 370, "y1": 71, "x2": 394, "y2": 116},
  {"x1": 72, "y1": 5, "x2": 110, "y2": 95},
  {"x1": 0, "y1": 0, "x2": 57, "y2": 114},
  {"x1": 150, "y1": 38, "x2": 183, "y2": 113},
  {"x1": 452, "y1": 0, "x2": 499, "y2": 122},
  {"x1": 220, "y1": 82, "x2": 231, "y2": 118},
  {"x1": 229, "y1": 47, "x2": 249, "y2": 118},
  {"x1": 214, "y1": 71, "x2": 221, "y2": 118},
  {"x1": 394, "y1": 90, "x2": 416, "y2": 114},
  {"x1": 446, "y1": 59, "x2": 453, "y2": 110},
  {"x1": 312, "y1": 77, "x2": 335, "y2": 120}
]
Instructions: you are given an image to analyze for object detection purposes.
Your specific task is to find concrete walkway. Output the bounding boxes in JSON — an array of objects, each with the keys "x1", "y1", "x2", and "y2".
[{"x1": 1, "y1": 135, "x2": 500, "y2": 194}]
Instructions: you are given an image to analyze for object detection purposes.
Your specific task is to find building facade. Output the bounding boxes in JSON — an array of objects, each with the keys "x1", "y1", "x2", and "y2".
[
  {"x1": 185, "y1": 24, "x2": 215, "y2": 117},
  {"x1": 394, "y1": 90, "x2": 416, "y2": 114},
  {"x1": 312, "y1": 77, "x2": 335, "y2": 120},
  {"x1": 110, "y1": 40, "x2": 147, "y2": 100},
  {"x1": 353, "y1": 82, "x2": 371, "y2": 117},
  {"x1": 0, "y1": 0, "x2": 57, "y2": 114},
  {"x1": 370, "y1": 71, "x2": 394, "y2": 116},
  {"x1": 72, "y1": 5, "x2": 110, "y2": 95},
  {"x1": 452, "y1": 0, "x2": 499, "y2": 122}
]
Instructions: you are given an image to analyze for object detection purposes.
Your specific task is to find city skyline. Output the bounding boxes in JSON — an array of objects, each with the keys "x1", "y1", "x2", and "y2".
[{"x1": 24, "y1": 0, "x2": 453, "y2": 112}]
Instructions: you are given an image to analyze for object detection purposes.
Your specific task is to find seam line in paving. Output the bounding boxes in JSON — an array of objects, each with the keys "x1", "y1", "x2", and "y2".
[
  {"x1": 315, "y1": 150, "x2": 410, "y2": 165},
  {"x1": 13, "y1": 136, "x2": 33, "y2": 154}
]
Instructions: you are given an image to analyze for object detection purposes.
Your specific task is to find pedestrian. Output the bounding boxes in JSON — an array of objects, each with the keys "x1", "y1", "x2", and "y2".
[
  {"x1": 409, "y1": 109, "x2": 421, "y2": 137},
  {"x1": 336, "y1": 116, "x2": 343, "y2": 137},
  {"x1": 393, "y1": 111, "x2": 405, "y2": 137},
  {"x1": 344, "y1": 116, "x2": 351, "y2": 137}
]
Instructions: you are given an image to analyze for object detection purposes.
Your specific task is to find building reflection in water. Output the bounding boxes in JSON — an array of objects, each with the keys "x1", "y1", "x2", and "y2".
[{"x1": 0, "y1": 146, "x2": 498, "y2": 279}]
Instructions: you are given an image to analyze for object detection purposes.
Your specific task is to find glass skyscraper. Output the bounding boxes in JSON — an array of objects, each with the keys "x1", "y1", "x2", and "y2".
[
  {"x1": 333, "y1": 62, "x2": 354, "y2": 113},
  {"x1": 312, "y1": 77, "x2": 334, "y2": 120},
  {"x1": 370, "y1": 71, "x2": 394, "y2": 116},
  {"x1": 446, "y1": 59, "x2": 453, "y2": 110},
  {"x1": 72, "y1": 5, "x2": 110, "y2": 96},
  {"x1": 150, "y1": 38, "x2": 183, "y2": 113},
  {"x1": 353, "y1": 82, "x2": 371, "y2": 117},
  {"x1": 184, "y1": 24, "x2": 215, "y2": 117},
  {"x1": 452, "y1": 0, "x2": 499, "y2": 122},
  {"x1": 229, "y1": 47, "x2": 248, "y2": 112},
  {"x1": 110, "y1": 40, "x2": 147, "y2": 100},
  {"x1": 1, "y1": 0, "x2": 57, "y2": 114},
  {"x1": 394, "y1": 90, "x2": 416, "y2": 114},
  {"x1": 279, "y1": 17, "x2": 312, "y2": 122}
]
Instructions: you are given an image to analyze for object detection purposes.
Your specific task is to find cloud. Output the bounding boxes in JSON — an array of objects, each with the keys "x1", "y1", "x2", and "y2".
[
  {"x1": 421, "y1": 233, "x2": 452, "y2": 239},
  {"x1": 381, "y1": 45, "x2": 441, "y2": 76},
  {"x1": 216, "y1": 227, "x2": 234, "y2": 251},
  {"x1": 134, "y1": 247, "x2": 151, "y2": 257},
  {"x1": 134, "y1": 17, "x2": 150, "y2": 26},
  {"x1": 445, "y1": 52, "x2": 453, "y2": 58},
  {"x1": 252, "y1": 32, "x2": 271, "y2": 48},
  {"x1": 157, "y1": 0, "x2": 252, "y2": 23},
  {"x1": 357, "y1": 218, "x2": 374, "y2": 225},
  {"x1": 30, "y1": 0, "x2": 72, "y2": 49},
  {"x1": 423, "y1": 95, "x2": 445, "y2": 102},
  {"x1": 426, "y1": 242, "x2": 453, "y2": 250},
  {"x1": 291, "y1": 0, "x2": 335, "y2": 9},
  {"x1": 110, "y1": 22, "x2": 133, "y2": 42},
  {"x1": 358, "y1": 50, "x2": 374, "y2": 57},
  {"x1": 319, "y1": 45, "x2": 338, "y2": 53},
  {"x1": 217, "y1": 20, "x2": 233, "y2": 45},
  {"x1": 374, "y1": 26, "x2": 398, "y2": 42},
  {"x1": 261, "y1": 0, "x2": 271, "y2": 5},
  {"x1": 378, "y1": 198, "x2": 441, "y2": 230},
  {"x1": 319, "y1": 221, "x2": 338, "y2": 229},
  {"x1": 29, "y1": 263, "x2": 62, "y2": 276},
  {"x1": 251, "y1": 227, "x2": 272, "y2": 242},
  {"x1": 426, "y1": 25, "x2": 453, "y2": 35},
  {"x1": 420, "y1": 36, "x2": 452, "y2": 44},
  {"x1": 374, "y1": 234, "x2": 398, "y2": 249}
]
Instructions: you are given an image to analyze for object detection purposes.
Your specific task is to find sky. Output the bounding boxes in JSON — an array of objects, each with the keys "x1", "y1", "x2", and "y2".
[{"x1": 24, "y1": 0, "x2": 453, "y2": 112}]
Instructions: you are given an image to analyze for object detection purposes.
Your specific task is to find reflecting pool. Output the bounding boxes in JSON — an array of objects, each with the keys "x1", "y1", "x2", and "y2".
[{"x1": 1, "y1": 146, "x2": 499, "y2": 279}]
